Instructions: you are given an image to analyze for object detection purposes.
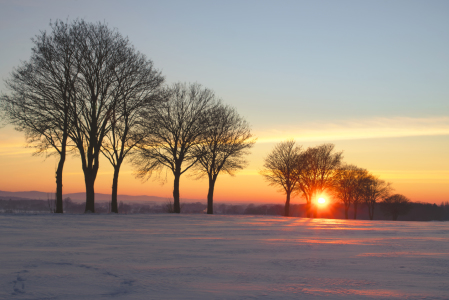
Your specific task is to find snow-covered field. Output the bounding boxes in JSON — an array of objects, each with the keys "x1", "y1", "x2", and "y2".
[{"x1": 1, "y1": 214, "x2": 448, "y2": 299}]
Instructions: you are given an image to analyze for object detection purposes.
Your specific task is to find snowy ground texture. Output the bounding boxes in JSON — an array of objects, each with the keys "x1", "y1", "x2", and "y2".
[{"x1": 1, "y1": 214, "x2": 448, "y2": 300}]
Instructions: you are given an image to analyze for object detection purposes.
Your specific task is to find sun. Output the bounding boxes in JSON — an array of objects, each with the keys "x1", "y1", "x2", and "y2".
[{"x1": 317, "y1": 197, "x2": 326, "y2": 205}]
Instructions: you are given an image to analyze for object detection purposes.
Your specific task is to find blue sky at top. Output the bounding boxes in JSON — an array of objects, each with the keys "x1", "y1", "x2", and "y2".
[{"x1": 1, "y1": 0, "x2": 448, "y2": 131}]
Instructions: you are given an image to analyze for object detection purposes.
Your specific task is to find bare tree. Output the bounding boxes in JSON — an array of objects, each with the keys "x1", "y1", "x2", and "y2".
[
  {"x1": 0, "y1": 20, "x2": 79, "y2": 213},
  {"x1": 260, "y1": 140, "x2": 302, "y2": 217},
  {"x1": 363, "y1": 175, "x2": 392, "y2": 220},
  {"x1": 352, "y1": 170, "x2": 371, "y2": 219},
  {"x1": 59, "y1": 20, "x2": 158, "y2": 213},
  {"x1": 193, "y1": 104, "x2": 255, "y2": 214},
  {"x1": 133, "y1": 83, "x2": 217, "y2": 213},
  {"x1": 381, "y1": 194, "x2": 412, "y2": 220},
  {"x1": 333, "y1": 165, "x2": 359, "y2": 219},
  {"x1": 100, "y1": 49, "x2": 164, "y2": 213},
  {"x1": 296, "y1": 143, "x2": 343, "y2": 218},
  {"x1": 333, "y1": 165, "x2": 369, "y2": 219}
]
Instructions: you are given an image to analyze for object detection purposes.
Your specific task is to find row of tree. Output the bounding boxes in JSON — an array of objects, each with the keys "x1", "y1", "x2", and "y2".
[
  {"x1": 0, "y1": 19, "x2": 255, "y2": 214},
  {"x1": 260, "y1": 140, "x2": 411, "y2": 220}
]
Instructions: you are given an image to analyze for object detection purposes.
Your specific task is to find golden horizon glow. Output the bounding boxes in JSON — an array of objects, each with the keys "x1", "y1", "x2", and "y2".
[
  {"x1": 255, "y1": 116, "x2": 449, "y2": 143},
  {"x1": 0, "y1": 125, "x2": 448, "y2": 205}
]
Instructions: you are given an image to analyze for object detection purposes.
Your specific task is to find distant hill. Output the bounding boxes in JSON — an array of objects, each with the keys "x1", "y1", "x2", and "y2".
[
  {"x1": 0, "y1": 191, "x2": 52, "y2": 201},
  {"x1": 0, "y1": 190, "x2": 203, "y2": 203}
]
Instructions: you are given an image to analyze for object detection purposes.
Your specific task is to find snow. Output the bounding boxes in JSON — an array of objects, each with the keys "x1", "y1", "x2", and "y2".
[{"x1": 1, "y1": 214, "x2": 448, "y2": 299}]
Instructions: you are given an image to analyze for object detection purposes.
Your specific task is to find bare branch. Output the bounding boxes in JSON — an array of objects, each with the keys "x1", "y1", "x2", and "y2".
[
  {"x1": 260, "y1": 140, "x2": 302, "y2": 216},
  {"x1": 132, "y1": 83, "x2": 218, "y2": 213}
]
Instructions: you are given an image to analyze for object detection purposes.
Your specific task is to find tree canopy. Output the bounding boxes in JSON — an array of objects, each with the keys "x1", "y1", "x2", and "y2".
[
  {"x1": 260, "y1": 140, "x2": 302, "y2": 217},
  {"x1": 193, "y1": 103, "x2": 255, "y2": 214},
  {"x1": 133, "y1": 83, "x2": 218, "y2": 213}
]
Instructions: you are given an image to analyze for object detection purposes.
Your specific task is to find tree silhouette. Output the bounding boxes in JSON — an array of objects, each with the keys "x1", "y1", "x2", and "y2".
[
  {"x1": 53, "y1": 20, "x2": 164, "y2": 213},
  {"x1": 193, "y1": 104, "x2": 255, "y2": 214},
  {"x1": 363, "y1": 175, "x2": 392, "y2": 220},
  {"x1": 1, "y1": 20, "x2": 79, "y2": 213},
  {"x1": 334, "y1": 165, "x2": 360, "y2": 219},
  {"x1": 333, "y1": 165, "x2": 369, "y2": 219},
  {"x1": 296, "y1": 144, "x2": 343, "y2": 218},
  {"x1": 133, "y1": 83, "x2": 217, "y2": 213},
  {"x1": 260, "y1": 140, "x2": 302, "y2": 217},
  {"x1": 381, "y1": 194, "x2": 412, "y2": 220},
  {"x1": 100, "y1": 47, "x2": 164, "y2": 213},
  {"x1": 352, "y1": 170, "x2": 371, "y2": 219}
]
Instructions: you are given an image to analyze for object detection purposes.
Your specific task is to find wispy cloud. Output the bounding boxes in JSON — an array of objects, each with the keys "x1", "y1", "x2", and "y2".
[
  {"x1": 256, "y1": 116, "x2": 449, "y2": 143},
  {"x1": 371, "y1": 170, "x2": 449, "y2": 182},
  {"x1": 226, "y1": 169, "x2": 449, "y2": 181},
  {"x1": 0, "y1": 144, "x2": 35, "y2": 156}
]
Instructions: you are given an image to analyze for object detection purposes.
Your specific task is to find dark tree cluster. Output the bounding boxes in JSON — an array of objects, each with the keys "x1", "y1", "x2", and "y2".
[
  {"x1": 380, "y1": 194, "x2": 412, "y2": 220},
  {"x1": 0, "y1": 19, "x2": 255, "y2": 214},
  {"x1": 260, "y1": 140, "x2": 414, "y2": 220},
  {"x1": 260, "y1": 141, "x2": 343, "y2": 218},
  {"x1": 404, "y1": 202, "x2": 449, "y2": 221}
]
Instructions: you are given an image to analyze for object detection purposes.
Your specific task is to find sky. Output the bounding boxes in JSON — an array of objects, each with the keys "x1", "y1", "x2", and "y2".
[{"x1": 0, "y1": 0, "x2": 448, "y2": 204}]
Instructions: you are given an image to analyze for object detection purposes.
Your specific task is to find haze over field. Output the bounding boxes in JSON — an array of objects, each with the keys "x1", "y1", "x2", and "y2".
[
  {"x1": 0, "y1": 0, "x2": 448, "y2": 205},
  {"x1": 0, "y1": 190, "x2": 174, "y2": 203}
]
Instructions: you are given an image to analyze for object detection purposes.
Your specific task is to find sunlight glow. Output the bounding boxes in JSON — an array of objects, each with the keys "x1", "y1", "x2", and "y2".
[{"x1": 318, "y1": 198, "x2": 326, "y2": 205}]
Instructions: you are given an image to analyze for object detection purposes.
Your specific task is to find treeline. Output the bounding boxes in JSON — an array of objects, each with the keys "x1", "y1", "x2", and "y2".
[
  {"x1": 287, "y1": 202, "x2": 449, "y2": 221},
  {"x1": 1, "y1": 199, "x2": 448, "y2": 221},
  {"x1": 260, "y1": 140, "x2": 418, "y2": 220},
  {"x1": 0, "y1": 198, "x2": 211, "y2": 214},
  {"x1": 0, "y1": 19, "x2": 254, "y2": 214}
]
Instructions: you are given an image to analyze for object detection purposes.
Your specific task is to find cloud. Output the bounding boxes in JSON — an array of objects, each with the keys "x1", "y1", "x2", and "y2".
[
  {"x1": 256, "y1": 116, "x2": 449, "y2": 143},
  {"x1": 0, "y1": 144, "x2": 34, "y2": 156},
  {"x1": 371, "y1": 170, "x2": 449, "y2": 182}
]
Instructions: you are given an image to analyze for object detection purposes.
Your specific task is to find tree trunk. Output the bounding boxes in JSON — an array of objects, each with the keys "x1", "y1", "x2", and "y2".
[
  {"x1": 55, "y1": 149, "x2": 66, "y2": 214},
  {"x1": 392, "y1": 212, "x2": 398, "y2": 221},
  {"x1": 111, "y1": 163, "x2": 121, "y2": 213},
  {"x1": 306, "y1": 202, "x2": 311, "y2": 218},
  {"x1": 207, "y1": 177, "x2": 216, "y2": 214},
  {"x1": 309, "y1": 193, "x2": 316, "y2": 218},
  {"x1": 353, "y1": 202, "x2": 358, "y2": 219},
  {"x1": 368, "y1": 203, "x2": 374, "y2": 220},
  {"x1": 54, "y1": 131, "x2": 69, "y2": 213},
  {"x1": 344, "y1": 203, "x2": 349, "y2": 219},
  {"x1": 173, "y1": 172, "x2": 181, "y2": 213},
  {"x1": 284, "y1": 192, "x2": 291, "y2": 217},
  {"x1": 84, "y1": 172, "x2": 95, "y2": 213}
]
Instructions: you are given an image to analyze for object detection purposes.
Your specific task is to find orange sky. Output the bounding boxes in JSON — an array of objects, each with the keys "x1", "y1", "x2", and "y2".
[{"x1": 1, "y1": 124, "x2": 448, "y2": 205}]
